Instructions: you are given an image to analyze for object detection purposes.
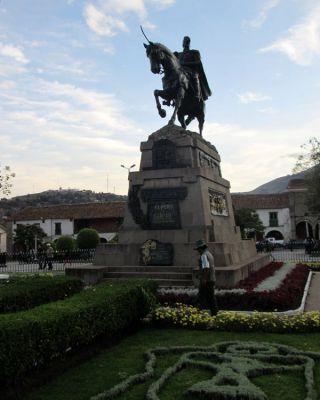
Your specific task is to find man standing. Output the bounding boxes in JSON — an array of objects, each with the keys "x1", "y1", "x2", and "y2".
[
  {"x1": 194, "y1": 239, "x2": 218, "y2": 315},
  {"x1": 174, "y1": 36, "x2": 212, "y2": 101}
]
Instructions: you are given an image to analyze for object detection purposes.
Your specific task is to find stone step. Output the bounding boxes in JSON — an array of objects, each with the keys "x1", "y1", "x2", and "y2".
[
  {"x1": 104, "y1": 271, "x2": 192, "y2": 280},
  {"x1": 104, "y1": 266, "x2": 193, "y2": 273},
  {"x1": 103, "y1": 277, "x2": 194, "y2": 287}
]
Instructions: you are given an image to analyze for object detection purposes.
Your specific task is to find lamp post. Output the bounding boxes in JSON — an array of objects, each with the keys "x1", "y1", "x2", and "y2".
[{"x1": 121, "y1": 164, "x2": 136, "y2": 175}]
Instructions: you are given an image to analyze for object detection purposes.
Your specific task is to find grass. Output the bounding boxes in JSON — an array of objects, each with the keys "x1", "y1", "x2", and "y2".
[{"x1": 23, "y1": 326, "x2": 320, "y2": 400}]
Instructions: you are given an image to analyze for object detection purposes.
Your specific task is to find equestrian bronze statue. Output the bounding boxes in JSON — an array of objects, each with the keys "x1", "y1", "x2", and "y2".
[{"x1": 143, "y1": 31, "x2": 212, "y2": 136}]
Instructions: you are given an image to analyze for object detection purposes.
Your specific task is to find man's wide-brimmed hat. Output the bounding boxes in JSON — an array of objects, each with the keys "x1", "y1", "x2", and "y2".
[{"x1": 194, "y1": 239, "x2": 207, "y2": 250}]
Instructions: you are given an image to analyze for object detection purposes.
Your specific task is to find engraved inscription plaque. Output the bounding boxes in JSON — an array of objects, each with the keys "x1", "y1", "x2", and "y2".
[{"x1": 148, "y1": 201, "x2": 180, "y2": 229}]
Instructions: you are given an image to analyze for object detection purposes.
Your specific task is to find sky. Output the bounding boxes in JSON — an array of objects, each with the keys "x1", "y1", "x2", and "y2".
[{"x1": 1, "y1": 0, "x2": 320, "y2": 198}]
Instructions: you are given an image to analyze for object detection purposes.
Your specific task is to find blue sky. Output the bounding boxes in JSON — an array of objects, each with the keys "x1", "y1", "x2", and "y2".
[{"x1": 1, "y1": 0, "x2": 320, "y2": 197}]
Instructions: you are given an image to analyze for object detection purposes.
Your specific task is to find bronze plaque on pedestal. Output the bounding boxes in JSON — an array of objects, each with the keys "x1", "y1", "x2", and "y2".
[{"x1": 140, "y1": 239, "x2": 174, "y2": 265}]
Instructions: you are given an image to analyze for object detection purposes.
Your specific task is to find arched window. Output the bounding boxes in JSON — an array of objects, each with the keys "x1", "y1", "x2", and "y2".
[{"x1": 296, "y1": 221, "x2": 313, "y2": 240}]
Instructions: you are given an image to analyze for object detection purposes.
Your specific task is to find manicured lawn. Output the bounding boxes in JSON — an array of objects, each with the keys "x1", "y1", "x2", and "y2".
[{"x1": 25, "y1": 326, "x2": 320, "y2": 400}]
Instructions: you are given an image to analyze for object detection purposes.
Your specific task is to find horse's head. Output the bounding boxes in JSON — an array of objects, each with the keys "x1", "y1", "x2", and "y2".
[{"x1": 144, "y1": 42, "x2": 165, "y2": 74}]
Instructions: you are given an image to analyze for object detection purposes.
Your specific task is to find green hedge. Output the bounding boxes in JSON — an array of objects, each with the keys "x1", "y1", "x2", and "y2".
[
  {"x1": 0, "y1": 279, "x2": 157, "y2": 385},
  {"x1": 0, "y1": 275, "x2": 83, "y2": 313}
]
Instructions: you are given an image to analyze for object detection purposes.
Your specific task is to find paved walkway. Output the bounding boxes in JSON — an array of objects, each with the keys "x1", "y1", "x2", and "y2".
[{"x1": 304, "y1": 272, "x2": 320, "y2": 311}]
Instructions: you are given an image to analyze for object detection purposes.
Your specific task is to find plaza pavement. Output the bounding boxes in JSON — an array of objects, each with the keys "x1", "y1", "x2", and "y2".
[{"x1": 304, "y1": 272, "x2": 320, "y2": 311}]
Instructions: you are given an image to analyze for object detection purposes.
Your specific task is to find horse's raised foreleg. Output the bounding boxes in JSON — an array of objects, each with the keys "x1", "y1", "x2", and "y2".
[
  {"x1": 169, "y1": 87, "x2": 185, "y2": 125},
  {"x1": 154, "y1": 90, "x2": 166, "y2": 118}
]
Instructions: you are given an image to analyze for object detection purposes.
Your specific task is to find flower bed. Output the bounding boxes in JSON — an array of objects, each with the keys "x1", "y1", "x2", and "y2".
[
  {"x1": 157, "y1": 262, "x2": 309, "y2": 312},
  {"x1": 152, "y1": 304, "x2": 320, "y2": 333},
  {"x1": 236, "y1": 261, "x2": 283, "y2": 290},
  {"x1": 306, "y1": 262, "x2": 320, "y2": 272}
]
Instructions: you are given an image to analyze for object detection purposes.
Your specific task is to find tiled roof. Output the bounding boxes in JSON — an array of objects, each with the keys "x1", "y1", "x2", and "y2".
[
  {"x1": 287, "y1": 178, "x2": 307, "y2": 190},
  {"x1": 231, "y1": 193, "x2": 289, "y2": 210},
  {"x1": 10, "y1": 202, "x2": 126, "y2": 221}
]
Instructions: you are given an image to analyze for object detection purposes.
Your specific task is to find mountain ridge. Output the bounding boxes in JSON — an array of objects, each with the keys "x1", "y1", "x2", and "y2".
[
  {"x1": 242, "y1": 169, "x2": 309, "y2": 195},
  {"x1": 0, "y1": 189, "x2": 127, "y2": 218}
]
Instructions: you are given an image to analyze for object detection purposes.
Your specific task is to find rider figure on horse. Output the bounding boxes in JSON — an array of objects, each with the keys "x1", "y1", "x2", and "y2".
[{"x1": 174, "y1": 36, "x2": 212, "y2": 102}]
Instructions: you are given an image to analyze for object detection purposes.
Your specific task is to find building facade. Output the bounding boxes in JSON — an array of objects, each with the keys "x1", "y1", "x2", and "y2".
[
  {"x1": 0, "y1": 222, "x2": 7, "y2": 252},
  {"x1": 9, "y1": 202, "x2": 125, "y2": 251},
  {"x1": 232, "y1": 193, "x2": 291, "y2": 240},
  {"x1": 232, "y1": 179, "x2": 320, "y2": 241}
]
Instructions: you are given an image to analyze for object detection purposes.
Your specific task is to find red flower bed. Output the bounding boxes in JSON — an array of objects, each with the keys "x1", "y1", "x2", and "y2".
[
  {"x1": 235, "y1": 262, "x2": 283, "y2": 290},
  {"x1": 157, "y1": 262, "x2": 310, "y2": 312},
  {"x1": 218, "y1": 263, "x2": 309, "y2": 312}
]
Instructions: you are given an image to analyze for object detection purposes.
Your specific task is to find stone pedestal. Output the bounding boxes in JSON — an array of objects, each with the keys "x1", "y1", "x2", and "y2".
[{"x1": 94, "y1": 125, "x2": 269, "y2": 287}]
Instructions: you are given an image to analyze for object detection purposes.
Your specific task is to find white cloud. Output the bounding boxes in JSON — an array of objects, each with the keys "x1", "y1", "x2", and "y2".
[
  {"x1": 204, "y1": 120, "x2": 313, "y2": 192},
  {"x1": 0, "y1": 80, "x2": 16, "y2": 90},
  {"x1": 0, "y1": 42, "x2": 29, "y2": 64},
  {"x1": 260, "y1": 5, "x2": 320, "y2": 65},
  {"x1": 258, "y1": 107, "x2": 274, "y2": 114},
  {"x1": 84, "y1": 3, "x2": 128, "y2": 37},
  {"x1": 237, "y1": 91, "x2": 271, "y2": 104},
  {"x1": 100, "y1": 0, "x2": 147, "y2": 19},
  {"x1": 243, "y1": 0, "x2": 280, "y2": 29},
  {"x1": 0, "y1": 76, "x2": 142, "y2": 197},
  {"x1": 84, "y1": 1, "x2": 175, "y2": 36},
  {"x1": 0, "y1": 63, "x2": 27, "y2": 76},
  {"x1": 148, "y1": 0, "x2": 175, "y2": 10},
  {"x1": 103, "y1": 44, "x2": 115, "y2": 54}
]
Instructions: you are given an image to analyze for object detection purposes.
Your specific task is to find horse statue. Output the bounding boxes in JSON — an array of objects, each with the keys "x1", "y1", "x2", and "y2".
[{"x1": 143, "y1": 35, "x2": 210, "y2": 136}]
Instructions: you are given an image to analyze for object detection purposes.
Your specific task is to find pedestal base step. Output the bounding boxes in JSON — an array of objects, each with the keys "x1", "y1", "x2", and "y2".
[
  {"x1": 103, "y1": 266, "x2": 193, "y2": 287},
  {"x1": 103, "y1": 277, "x2": 194, "y2": 287},
  {"x1": 66, "y1": 254, "x2": 270, "y2": 288}
]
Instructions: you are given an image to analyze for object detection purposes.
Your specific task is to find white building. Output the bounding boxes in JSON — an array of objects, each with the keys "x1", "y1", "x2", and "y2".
[
  {"x1": 232, "y1": 193, "x2": 291, "y2": 240},
  {"x1": 0, "y1": 222, "x2": 7, "y2": 252},
  {"x1": 9, "y1": 202, "x2": 125, "y2": 250}
]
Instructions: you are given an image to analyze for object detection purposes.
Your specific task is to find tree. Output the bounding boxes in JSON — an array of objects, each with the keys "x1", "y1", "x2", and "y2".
[
  {"x1": 76, "y1": 228, "x2": 100, "y2": 249},
  {"x1": 55, "y1": 235, "x2": 75, "y2": 251},
  {"x1": 14, "y1": 224, "x2": 47, "y2": 251},
  {"x1": 294, "y1": 137, "x2": 320, "y2": 213},
  {"x1": 0, "y1": 165, "x2": 15, "y2": 196},
  {"x1": 234, "y1": 208, "x2": 265, "y2": 239}
]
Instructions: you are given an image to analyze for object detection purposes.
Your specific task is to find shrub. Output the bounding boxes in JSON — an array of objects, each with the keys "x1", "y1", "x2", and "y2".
[
  {"x1": 0, "y1": 279, "x2": 157, "y2": 386},
  {"x1": 0, "y1": 275, "x2": 83, "y2": 313},
  {"x1": 55, "y1": 235, "x2": 75, "y2": 251},
  {"x1": 76, "y1": 228, "x2": 100, "y2": 249}
]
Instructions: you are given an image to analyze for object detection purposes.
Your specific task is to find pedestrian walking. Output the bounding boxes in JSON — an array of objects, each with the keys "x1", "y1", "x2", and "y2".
[
  {"x1": 194, "y1": 239, "x2": 218, "y2": 316},
  {"x1": 38, "y1": 246, "x2": 45, "y2": 270},
  {"x1": 46, "y1": 244, "x2": 54, "y2": 270}
]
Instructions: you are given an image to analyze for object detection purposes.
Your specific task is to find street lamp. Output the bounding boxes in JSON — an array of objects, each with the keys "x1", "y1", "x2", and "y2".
[{"x1": 121, "y1": 164, "x2": 136, "y2": 174}]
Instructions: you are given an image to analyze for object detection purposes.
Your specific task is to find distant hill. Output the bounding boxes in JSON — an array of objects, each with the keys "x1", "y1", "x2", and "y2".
[
  {"x1": 246, "y1": 169, "x2": 310, "y2": 194},
  {"x1": 0, "y1": 189, "x2": 127, "y2": 218},
  {"x1": 0, "y1": 168, "x2": 311, "y2": 218}
]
